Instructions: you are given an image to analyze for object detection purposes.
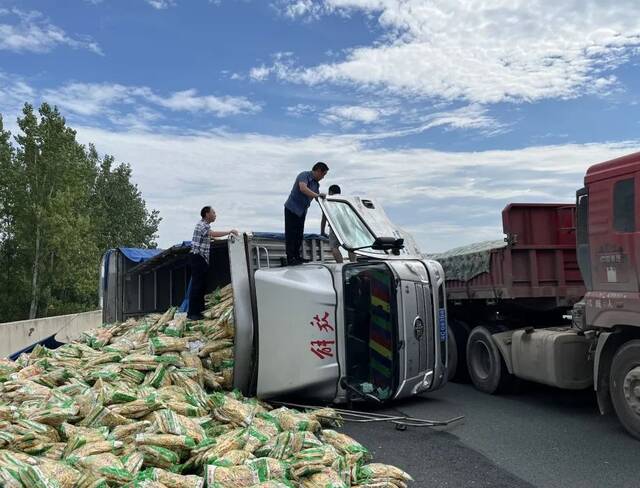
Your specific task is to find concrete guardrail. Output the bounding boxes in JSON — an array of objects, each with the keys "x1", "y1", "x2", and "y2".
[{"x1": 0, "y1": 310, "x2": 102, "y2": 358}]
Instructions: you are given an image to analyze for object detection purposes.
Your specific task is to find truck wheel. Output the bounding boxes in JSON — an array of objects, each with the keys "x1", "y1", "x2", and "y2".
[
  {"x1": 610, "y1": 340, "x2": 640, "y2": 440},
  {"x1": 466, "y1": 326, "x2": 512, "y2": 394}
]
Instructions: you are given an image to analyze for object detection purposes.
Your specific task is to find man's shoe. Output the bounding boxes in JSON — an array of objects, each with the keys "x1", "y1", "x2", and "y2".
[
  {"x1": 187, "y1": 314, "x2": 204, "y2": 321},
  {"x1": 300, "y1": 258, "x2": 311, "y2": 263}
]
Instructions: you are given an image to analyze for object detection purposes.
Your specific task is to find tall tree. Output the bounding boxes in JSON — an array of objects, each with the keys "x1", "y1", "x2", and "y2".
[
  {"x1": 11, "y1": 104, "x2": 94, "y2": 318},
  {"x1": 0, "y1": 103, "x2": 161, "y2": 322},
  {"x1": 90, "y1": 147, "x2": 161, "y2": 250},
  {"x1": 0, "y1": 114, "x2": 22, "y2": 321}
]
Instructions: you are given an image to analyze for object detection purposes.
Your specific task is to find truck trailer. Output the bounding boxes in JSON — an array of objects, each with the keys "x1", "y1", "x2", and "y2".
[
  {"x1": 437, "y1": 151, "x2": 640, "y2": 439},
  {"x1": 101, "y1": 196, "x2": 448, "y2": 406}
]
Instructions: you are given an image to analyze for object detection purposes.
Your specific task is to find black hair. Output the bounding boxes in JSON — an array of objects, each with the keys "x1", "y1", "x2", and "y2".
[
  {"x1": 200, "y1": 206, "x2": 212, "y2": 218},
  {"x1": 328, "y1": 184, "x2": 341, "y2": 195},
  {"x1": 312, "y1": 161, "x2": 329, "y2": 172}
]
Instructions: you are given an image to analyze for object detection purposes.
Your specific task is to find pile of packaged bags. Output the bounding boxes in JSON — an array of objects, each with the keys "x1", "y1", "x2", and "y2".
[{"x1": 0, "y1": 285, "x2": 412, "y2": 487}]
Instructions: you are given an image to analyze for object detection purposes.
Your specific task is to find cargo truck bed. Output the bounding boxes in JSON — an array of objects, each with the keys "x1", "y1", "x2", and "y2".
[{"x1": 431, "y1": 204, "x2": 585, "y2": 307}]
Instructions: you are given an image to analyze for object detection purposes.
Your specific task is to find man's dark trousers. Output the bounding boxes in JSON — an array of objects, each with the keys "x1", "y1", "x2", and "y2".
[
  {"x1": 285, "y1": 207, "x2": 305, "y2": 263},
  {"x1": 188, "y1": 253, "x2": 209, "y2": 317}
]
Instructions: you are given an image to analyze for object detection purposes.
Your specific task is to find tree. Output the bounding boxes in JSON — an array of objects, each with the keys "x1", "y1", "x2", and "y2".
[
  {"x1": 0, "y1": 114, "x2": 24, "y2": 321},
  {"x1": 0, "y1": 103, "x2": 161, "y2": 322},
  {"x1": 90, "y1": 147, "x2": 161, "y2": 250}
]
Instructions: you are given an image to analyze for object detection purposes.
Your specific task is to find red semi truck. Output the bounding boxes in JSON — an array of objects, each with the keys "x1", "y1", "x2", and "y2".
[{"x1": 436, "y1": 151, "x2": 640, "y2": 439}]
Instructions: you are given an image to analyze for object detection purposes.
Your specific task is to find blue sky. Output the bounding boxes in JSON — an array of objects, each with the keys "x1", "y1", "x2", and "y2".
[{"x1": 1, "y1": 0, "x2": 640, "y2": 251}]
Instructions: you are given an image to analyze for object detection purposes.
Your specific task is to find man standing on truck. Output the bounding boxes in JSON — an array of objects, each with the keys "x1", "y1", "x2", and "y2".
[
  {"x1": 188, "y1": 206, "x2": 238, "y2": 321},
  {"x1": 284, "y1": 162, "x2": 328, "y2": 265}
]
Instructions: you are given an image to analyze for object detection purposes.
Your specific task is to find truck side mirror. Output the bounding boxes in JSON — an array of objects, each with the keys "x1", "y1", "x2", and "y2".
[{"x1": 371, "y1": 237, "x2": 404, "y2": 251}]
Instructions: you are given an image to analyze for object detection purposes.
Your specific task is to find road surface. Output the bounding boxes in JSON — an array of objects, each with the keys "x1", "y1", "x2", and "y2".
[{"x1": 342, "y1": 382, "x2": 640, "y2": 487}]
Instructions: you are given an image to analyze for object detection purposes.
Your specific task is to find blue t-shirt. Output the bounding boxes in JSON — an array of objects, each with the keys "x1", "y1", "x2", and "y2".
[{"x1": 284, "y1": 171, "x2": 319, "y2": 217}]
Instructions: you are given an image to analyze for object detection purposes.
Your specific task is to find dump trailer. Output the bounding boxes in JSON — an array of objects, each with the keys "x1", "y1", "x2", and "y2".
[
  {"x1": 437, "y1": 151, "x2": 640, "y2": 439},
  {"x1": 101, "y1": 196, "x2": 448, "y2": 406}
]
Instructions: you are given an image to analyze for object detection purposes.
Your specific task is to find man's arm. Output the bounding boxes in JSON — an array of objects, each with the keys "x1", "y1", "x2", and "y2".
[
  {"x1": 298, "y1": 181, "x2": 326, "y2": 199},
  {"x1": 208, "y1": 229, "x2": 239, "y2": 238},
  {"x1": 320, "y1": 214, "x2": 327, "y2": 236}
]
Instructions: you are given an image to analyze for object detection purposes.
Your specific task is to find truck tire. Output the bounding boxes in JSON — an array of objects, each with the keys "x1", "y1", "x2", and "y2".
[
  {"x1": 610, "y1": 340, "x2": 640, "y2": 440},
  {"x1": 466, "y1": 325, "x2": 513, "y2": 394}
]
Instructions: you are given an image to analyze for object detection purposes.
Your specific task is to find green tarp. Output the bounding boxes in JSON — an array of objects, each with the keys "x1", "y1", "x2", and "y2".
[{"x1": 427, "y1": 239, "x2": 506, "y2": 282}]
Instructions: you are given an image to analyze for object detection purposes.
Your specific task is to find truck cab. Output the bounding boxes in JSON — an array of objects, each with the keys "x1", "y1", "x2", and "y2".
[
  {"x1": 575, "y1": 152, "x2": 640, "y2": 438},
  {"x1": 243, "y1": 196, "x2": 448, "y2": 403}
]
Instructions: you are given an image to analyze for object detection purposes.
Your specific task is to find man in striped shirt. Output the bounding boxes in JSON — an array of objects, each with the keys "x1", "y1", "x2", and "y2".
[{"x1": 188, "y1": 206, "x2": 238, "y2": 320}]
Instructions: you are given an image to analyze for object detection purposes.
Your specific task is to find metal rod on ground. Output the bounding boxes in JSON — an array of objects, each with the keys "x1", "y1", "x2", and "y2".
[{"x1": 270, "y1": 401, "x2": 464, "y2": 428}]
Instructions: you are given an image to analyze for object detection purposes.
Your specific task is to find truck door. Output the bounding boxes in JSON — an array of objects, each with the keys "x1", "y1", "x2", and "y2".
[
  {"x1": 342, "y1": 262, "x2": 399, "y2": 401},
  {"x1": 318, "y1": 197, "x2": 422, "y2": 259},
  {"x1": 588, "y1": 173, "x2": 639, "y2": 293}
]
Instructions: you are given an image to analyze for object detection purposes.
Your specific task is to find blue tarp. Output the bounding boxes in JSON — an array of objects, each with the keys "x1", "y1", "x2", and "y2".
[
  {"x1": 119, "y1": 247, "x2": 164, "y2": 263},
  {"x1": 9, "y1": 334, "x2": 64, "y2": 360}
]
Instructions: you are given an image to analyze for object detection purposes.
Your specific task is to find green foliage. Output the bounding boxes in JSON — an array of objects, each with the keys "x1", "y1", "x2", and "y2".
[{"x1": 0, "y1": 103, "x2": 161, "y2": 322}]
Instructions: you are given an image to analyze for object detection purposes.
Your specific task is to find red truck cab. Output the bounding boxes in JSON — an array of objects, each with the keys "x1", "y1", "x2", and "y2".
[{"x1": 578, "y1": 152, "x2": 640, "y2": 438}]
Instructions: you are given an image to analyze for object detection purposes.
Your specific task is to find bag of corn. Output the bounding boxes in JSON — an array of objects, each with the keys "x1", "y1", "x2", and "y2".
[
  {"x1": 298, "y1": 469, "x2": 348, "y2": 488},
  {"x1": 269, "y1": 407, "x2": 321, "y2": 433},
  {"x1": 111, "y1": 420, "x2": 153, "y2": 441},
  {"x1": 152, "y1": 409, "x2": 207, "y2": 443},
  {"x1": 146, "y1": 467, "x2": 205, "y2": 488},
  {"x1": 18, "y1": 459, "x2": 81, "y2": 488},
  {"x1": 149, "y1": 337, "x2": 189, "y2": 355},
  {"x1": 68, "y1": 452, "x2": 133, "y2": 484},
  {"x1": 139, "y1": 445, "x2": 181, "y2": 470},
  {"x1": 321, "y1": 430, "x2": 370, "y2": 466},
  {"x1": 353, "y1": 463, "x2": 413, "y2": 485}
]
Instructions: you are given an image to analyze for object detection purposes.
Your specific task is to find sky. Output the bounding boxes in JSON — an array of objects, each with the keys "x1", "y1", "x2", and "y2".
[{"x1": 1, "y1": 0, "x2": 640, "y2": 252}]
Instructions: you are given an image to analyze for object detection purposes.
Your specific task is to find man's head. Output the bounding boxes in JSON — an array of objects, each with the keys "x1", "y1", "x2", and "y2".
[
  {"x1": 311, "y1": 161, "x2": 329, "y2": 182},
  {"x1": 328, "y1": 184, "x2": 341, "y2": 195},
  {"x1": 200, "y1": 206, "x2": 217, "y2": 223}
]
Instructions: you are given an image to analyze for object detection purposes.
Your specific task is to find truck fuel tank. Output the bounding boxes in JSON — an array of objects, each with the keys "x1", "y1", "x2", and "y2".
[{"x1": 510, "y1": 327, "x2": 593, "y2": 389}]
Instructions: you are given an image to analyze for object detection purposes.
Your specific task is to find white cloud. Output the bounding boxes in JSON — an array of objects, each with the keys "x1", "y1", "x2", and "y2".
[
  {"x1": 270, "y1": 0, "x2": 640, "y2": 104},
  {"x1": 0, "y1": 8, "x2": 102, "y2": 54},
  {"x1": 420, "y1": 105, "x2": 506, "y2": 133},
  {"x1": 320, "y1": 105, "x2": 388, "y2": 127},
  {"x1": 286, "y1": 103, "x2": 315, "y2": 117},
  {"x1": 328, "y1": 104, "x2": 504, "y2": 140},
  {"x1": 279, "y1": 0, "x2": 327, "y2": 20},
  {"x1": 145, "y1": 0, "x2": 177, "y2": 9},
  {"x1": 43, "y1": 83, "x2": 139, "y2": 116},
  {"x1": 249, "y1": 65, "x2": 272, "y2": 81},
  {"x1": 40, "y1": 82, "x2": 261, "y2": 119},
  {"x1": 67, "y1": 123, "x2": 640, "y2": 253},
  {"x1": 150, "y1": 89, "x2": 261, "y2": 116}
]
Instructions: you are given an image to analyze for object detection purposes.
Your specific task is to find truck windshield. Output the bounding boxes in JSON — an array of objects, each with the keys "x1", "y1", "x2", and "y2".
[
  {"x1": 343, "y1": 263, "x2": 397, "y2": 401},
  {"x1": 322, "y1": 200, "x2": 386, "y2": 254}
]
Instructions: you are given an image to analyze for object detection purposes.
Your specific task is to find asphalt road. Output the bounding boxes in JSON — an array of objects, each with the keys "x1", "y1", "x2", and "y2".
[{"x1": 342, "y1": 382, "x2": 640, "y2": 488}]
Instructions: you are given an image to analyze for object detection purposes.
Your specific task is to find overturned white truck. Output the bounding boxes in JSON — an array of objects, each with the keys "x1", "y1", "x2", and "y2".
[{"x1": 101, "y1": 197, "x2": 448, "y2": 404}]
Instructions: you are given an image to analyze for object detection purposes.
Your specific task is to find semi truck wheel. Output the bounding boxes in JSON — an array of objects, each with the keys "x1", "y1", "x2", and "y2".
[
  {"x1": 466, "y1": 326, "x2": 512, "y2": 394},
  {"x1": 610, "y1": 340, "x2": 640, "y2": 440}
]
